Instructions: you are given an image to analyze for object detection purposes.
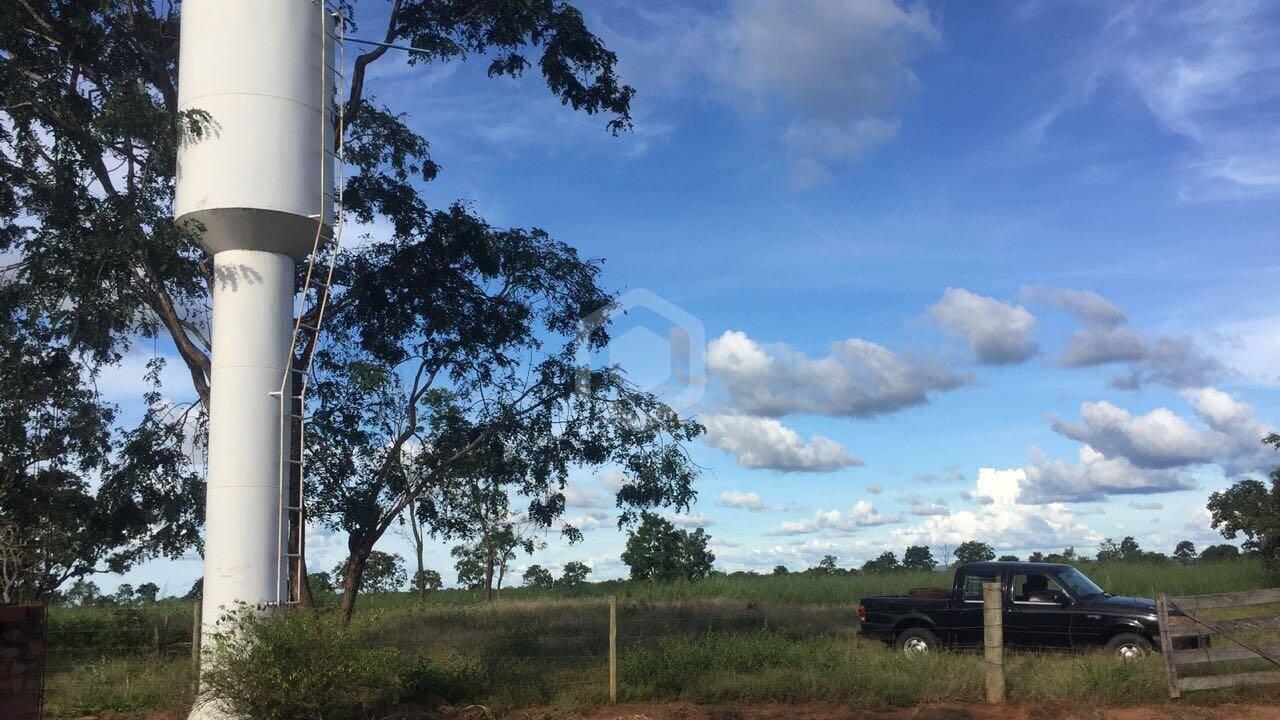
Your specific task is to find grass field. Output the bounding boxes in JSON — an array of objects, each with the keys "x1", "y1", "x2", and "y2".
[{"x1": 39, "y1": 559, "x2": 1280, "y2": 718}]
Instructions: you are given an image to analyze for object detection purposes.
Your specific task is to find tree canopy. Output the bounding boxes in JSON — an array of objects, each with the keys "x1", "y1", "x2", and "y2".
[
  {"x1": 1207, "y1": 435, "x2": 1280, "y2": 567},
  {"x1": 953, "y1": 541, "x2": 996, "y2": 564},
  {"x1": 0, "y1": 1, "x2": 692, "y2": 609},
  {"x1": 621, "y1": 513, "x2": 715, "y2": 582}
]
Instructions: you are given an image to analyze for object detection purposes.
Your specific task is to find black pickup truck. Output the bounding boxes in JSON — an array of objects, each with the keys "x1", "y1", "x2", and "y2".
[{"x1": 858, "y1": 561, "x2": 1205, "y2": 658}]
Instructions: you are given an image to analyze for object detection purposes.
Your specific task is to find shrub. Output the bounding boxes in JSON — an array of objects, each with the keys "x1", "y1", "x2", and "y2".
[
  {"x1": 400, "y1": 655, "x2": 487, "y2": 704},
  {"x1": 199, "y1": 607, "x2": 402, "y2": 720}
]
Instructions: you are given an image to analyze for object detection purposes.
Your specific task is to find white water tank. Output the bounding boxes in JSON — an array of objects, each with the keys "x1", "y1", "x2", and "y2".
[
  {"x1": 175, "y1": 0, "x2": 333, "y2": 257},
  {"x1": 174, "y1": 3, "x2": 335, "y2": 696}
]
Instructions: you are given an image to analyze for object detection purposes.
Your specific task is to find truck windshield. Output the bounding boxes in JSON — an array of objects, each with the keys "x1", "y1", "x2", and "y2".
[{"x1": 1057, "y1": 567, "x2": 1106, "y2": 598}]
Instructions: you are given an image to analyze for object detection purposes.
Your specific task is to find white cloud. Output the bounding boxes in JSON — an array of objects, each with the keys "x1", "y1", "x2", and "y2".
[
  {"x1": 717, "y1": 490, "x2": 767, "y2": 511},
  {"x1": 1051, "y1": 401, "x2": 1220, "y2": 469},
  {"x1": 1031, "y1": 0, "x2": 1280, "y2": 195},
  {"x1": 562, "y1": 479, "x2": 613, "y2": 509},
  {"x1": 663, "y1": 510, "x2": 716, "y2": 528},
  {"x1": 929, "y1": 288, "x2": 1038, "y2": 365},
  {"x1": 768, "y1": 500, "x2": 901, "y2": 536},
  {"x1": 1050, "y1": 389, "x2": 1275, "y2": 476},
  {"x1": 726, "y1": 0, "x2": 939, "y2": 186},
  {"x1": 890, "y1": 468, "x2": 1102, "y2": 550},
  {"x1": 895, "y1": 492, "x2": 950, "y2": 516},
  {"x1": 867, "y1": 483, "x2": 884, "y2": 495},
  {"x1": 563, "y1": 509, "x2": 614, "y2": 532},
  {"x1": 707, "y1": 330, "x2": 968, "y2": 418},
  {"x1": 702, "y1": 414, "x2": 861, "y2": 472},
  {"x1": 1021, "y1": 284, "x2": 1220, "y2": 388},
  {"x1": 1019, "y1": 445, "x2": 1197, "y2": 504}
]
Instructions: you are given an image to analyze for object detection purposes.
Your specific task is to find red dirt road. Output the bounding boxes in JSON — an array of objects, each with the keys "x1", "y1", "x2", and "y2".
[{"x1": 478, "y1": 702, "x2": 1280, "y2": 720}]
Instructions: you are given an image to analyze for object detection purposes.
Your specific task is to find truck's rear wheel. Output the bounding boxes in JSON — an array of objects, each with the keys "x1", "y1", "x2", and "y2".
[
  {"x1": 894, "y1": 627, "x2": 939, "y2": 655},
  {"x1": 1106, "y1": 632, "x2": 1154, "y2": 660}
]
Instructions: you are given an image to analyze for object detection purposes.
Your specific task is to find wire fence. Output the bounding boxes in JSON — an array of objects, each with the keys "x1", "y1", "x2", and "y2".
[{"x1": 37, "y1": 597, "x2": 868, "y2": 716}]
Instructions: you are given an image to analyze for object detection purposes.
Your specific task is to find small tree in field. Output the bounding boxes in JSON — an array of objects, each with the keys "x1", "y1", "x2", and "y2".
[
  {"x1": 1028, "y1": 551, "x2": 1045, "y2": 562},
  {"x1": 332, "y1": 551, "x2": 406, "y2": 594},
  {"x1": 1174, "y1": 540, "x2": 1198, "y2": 565},
  {"x1": 1200, "y1": 544, "x2": 1241, "y2": 562},
  {"x1": 558, "y1": 562, "x2": 592, "y2": 588},
  {"x1": 135, "y1": 582, "x2": 160, "y2": 603},
  {"x1": 814, "y1": 555, "x2": 839, "y2": 575},
  {"x1": 522, "y1": 565, "x2": 555, "y2": 589},
  {"x1": 413, "y1": 569, "x2": 443, "y2": 593},
  {"x1": 998, "y1": 555, "x2": 1019, "y2": 562},
  {"x1": 451, "y1": 545, "x2": 488, "y2": 591},
  {"x1": 621, "y1": 513, "x2": 715, "y2": 581},
  {"x1": 902, "y1": 545, "x2": 936, "y2": 571},
  {"x1": 772, "y1": 565, "x2": 788, "y2": 576},
  {"x1": 954, "y1": 541, "x2": 995, "y2": 564},
  {"x1": 862, "y1": 552, "x2": 899, "y2": 573}
]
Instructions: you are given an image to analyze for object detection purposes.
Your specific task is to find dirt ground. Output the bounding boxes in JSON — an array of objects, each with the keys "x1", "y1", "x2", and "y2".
[{"x1": 420, "y1": 702, "x2": 1280, "y2": 720}]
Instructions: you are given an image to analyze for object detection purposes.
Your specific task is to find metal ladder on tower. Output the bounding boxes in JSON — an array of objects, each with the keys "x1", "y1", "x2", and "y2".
[{"x1": 272, "y1": 1, "x2": 347, "y2": 606}]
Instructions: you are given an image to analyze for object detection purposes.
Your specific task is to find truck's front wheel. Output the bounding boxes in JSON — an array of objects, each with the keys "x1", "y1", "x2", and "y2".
[
  {"x1": 1105, "y1": 632, "x2": 1154, "y2": 660},
  {"x1": 894, "y1": 627, "x2": 939, "y2": 655}
]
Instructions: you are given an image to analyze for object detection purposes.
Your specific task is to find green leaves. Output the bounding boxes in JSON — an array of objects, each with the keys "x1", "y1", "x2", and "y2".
[{"x1": 621, "y1": 513, "x2": 716, "y2": 582}]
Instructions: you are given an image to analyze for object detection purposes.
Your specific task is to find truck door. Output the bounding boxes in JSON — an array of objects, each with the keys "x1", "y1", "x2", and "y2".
[
  {"x1": 1004, "y1": 570, "x2": 1073, "y2": 648},
  {"x1": 952, "y1": 569, "x2": 1001, "y2": 648}
]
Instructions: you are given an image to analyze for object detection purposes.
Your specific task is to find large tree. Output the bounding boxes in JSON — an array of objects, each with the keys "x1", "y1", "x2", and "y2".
[
  {"x1": 1, "y1": 1, "x2": 645, "y2": 601},
  {"x1": 953, "y1": 540, "x2": 996, "y2": 564},
  {"x1": 620, "y1": 513, "x2": 715, "y2": 582},
  {"x1": 1207, "y1": 435, "x2": 1280, "y2": 567}
]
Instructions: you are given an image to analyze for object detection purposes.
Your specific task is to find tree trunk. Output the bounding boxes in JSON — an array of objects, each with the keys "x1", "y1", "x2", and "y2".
[
  {"x1": 495, "y1": 560, "x2": 506, "y2": 601},
  {"x1": 484, "y1": 548, "x2": 495, "y2": 603},
  {"x1": 408, "y1": 499, "x2": 426, "y2": 603},
  {"x1": 297, "y1": 553, "x2": 315, "y2": 610},
  {"x1": 338, "y1": 541, "x2": 373, "y2": 623}
]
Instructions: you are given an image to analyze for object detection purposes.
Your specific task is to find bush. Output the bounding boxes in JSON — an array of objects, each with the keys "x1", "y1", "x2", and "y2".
[
  {"x1": 399, "y1": 656, "x2": 486, "y2": 704},
  {"x1": 199, "y1": 607, "x2": 403, "y2": 720}
]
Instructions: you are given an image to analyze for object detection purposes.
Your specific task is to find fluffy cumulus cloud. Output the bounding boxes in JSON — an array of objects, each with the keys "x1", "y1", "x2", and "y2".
[
  {"x1": 1050, "y1": 388, "x2": 1275, "y2": 476},
  {"x1": 929, "y1": 288, "x2": 1038, "y2": 365},
  {"x1": 707, "y1": 331, "x2": 968, "y2": 418},
  {"x1": 726, "y1": 0, "x2": 939, "y2": 186},
  {"x1": 702, "y1": 414, "x2": 861, "y2": 472},
  {"x1": 768, "y1": 500, "x2": 901, "y2": 536},
  {"x1": 663, "y1": 510, "x2": 716, "y2": 528},
  {"x1": 1019, "y1": 445, "x2": 1196, "y2": 504},
  {"x1": 717, "y1": 490, "x2": 768, "y2": 511},
  {"x1": 563, "y1": 509, "x2": 614, "y2": 532},
  {"x1": 890, "y1": 468, "x2": 1102, "y2": 551},
  {"x1": 1020, "y1": 284, "x2": 1220, "y2": 388}
]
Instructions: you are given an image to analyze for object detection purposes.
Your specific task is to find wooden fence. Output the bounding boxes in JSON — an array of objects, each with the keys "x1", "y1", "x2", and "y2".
[{"x1": 1157, "y1": 588, "x2": 1280, "y2": 697}]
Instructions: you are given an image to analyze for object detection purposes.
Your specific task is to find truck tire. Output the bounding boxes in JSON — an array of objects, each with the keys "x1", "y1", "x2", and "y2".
[
  {"x1": 894, "y1": 627, "x2": 939, "y2": 655},
  {"x1": 1106, "y1": 632, "x2": 1154, "y2": 660}
]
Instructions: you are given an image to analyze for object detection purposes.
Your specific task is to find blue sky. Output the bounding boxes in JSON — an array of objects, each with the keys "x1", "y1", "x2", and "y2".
[{"x1": 113, "y1": 0, "x2": 1280, "y2": 594}]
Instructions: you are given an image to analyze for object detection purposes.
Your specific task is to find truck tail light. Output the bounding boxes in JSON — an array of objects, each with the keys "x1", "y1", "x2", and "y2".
[{"x1": 857, "y1": 603, "x2": 867, "y2": 623}]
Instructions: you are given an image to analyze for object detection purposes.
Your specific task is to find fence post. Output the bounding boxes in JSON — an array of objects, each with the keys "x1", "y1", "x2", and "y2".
[
  {"x1": 191, "y1": 600, "x2": 202, "y2": 691},
  {"x1": 983, "y1": 581, "x2": 1005, "y2": 704},
  {"x1": 609, "y1": 595, "x2": 617, "y2": 704},
  {"x1": 1155, "y1": 594, "x2": 1180, "y2": 698}
]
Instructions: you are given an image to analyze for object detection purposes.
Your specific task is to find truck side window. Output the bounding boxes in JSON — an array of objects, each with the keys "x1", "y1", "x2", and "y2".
[
  {"x1": 1011, "y1": 572, "x2": 1067, "y2": 604},
  {"x1": 962, "y1": 573, "x2": 998, "y2": 602}
]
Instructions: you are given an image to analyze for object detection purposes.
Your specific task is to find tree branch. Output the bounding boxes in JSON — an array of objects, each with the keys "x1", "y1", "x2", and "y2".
[{"x1": 343, "y1": 0, "x2": 402, "y2": 129}]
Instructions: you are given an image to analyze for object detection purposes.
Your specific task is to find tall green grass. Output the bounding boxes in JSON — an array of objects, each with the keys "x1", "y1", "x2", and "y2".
[
  {"x1": 355, "y1": 558, "x2": 1278, "y2": 608},
  {"x1": 39, "y1": 559, "x2": 1280, "y2": 718}
]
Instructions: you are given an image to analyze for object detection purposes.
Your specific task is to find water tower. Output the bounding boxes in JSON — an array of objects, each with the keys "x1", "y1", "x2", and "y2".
[{"x1": 175, "y1": 0, "x2": 338, "y2": 662}]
